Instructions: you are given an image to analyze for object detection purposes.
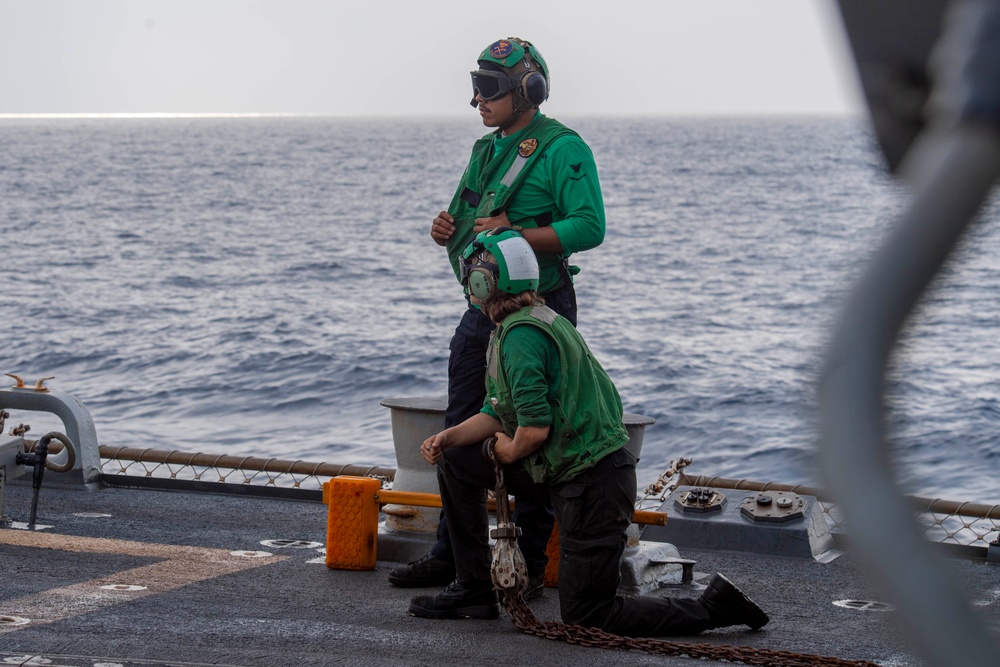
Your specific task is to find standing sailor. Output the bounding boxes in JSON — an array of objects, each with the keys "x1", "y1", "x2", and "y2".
[{"x1": 388, "y1": 37, "x2": 608, "y2": 596}]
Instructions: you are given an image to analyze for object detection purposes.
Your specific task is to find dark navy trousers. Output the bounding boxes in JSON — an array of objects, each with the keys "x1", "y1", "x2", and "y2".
[
  {"x1": 438, "y1": 445, "x2": 712, "y2": 635},
  {"x1": 430, "y1": 283, "x2": 577, "y2": 577}
]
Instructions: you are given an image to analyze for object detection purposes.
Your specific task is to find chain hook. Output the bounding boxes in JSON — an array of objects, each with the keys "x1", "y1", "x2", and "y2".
[{"x1": 485, "y1": 436, "x2": 529, "y2": 598}]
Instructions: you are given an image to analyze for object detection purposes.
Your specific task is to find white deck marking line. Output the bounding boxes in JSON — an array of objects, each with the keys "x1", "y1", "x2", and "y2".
[{"x1": 0, "y1": 530, "x2": 289, "y2": 632}]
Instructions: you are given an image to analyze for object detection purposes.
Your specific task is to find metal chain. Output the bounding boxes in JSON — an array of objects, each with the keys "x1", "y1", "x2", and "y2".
[
  {"x1": 637, "y1": 457, "x2": 693, "y2": 509},
  {"x1": 485, "y1": 445, "x2": 878, "y2": 667},
  {"x1": 501, "y1": 593, "x2": 879, "y2": 667}
]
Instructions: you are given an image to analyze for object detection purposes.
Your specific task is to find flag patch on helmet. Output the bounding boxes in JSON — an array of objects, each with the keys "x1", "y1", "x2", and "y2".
[{"x1": 490, "y1": 40, "x2": 515, "y2": 58}]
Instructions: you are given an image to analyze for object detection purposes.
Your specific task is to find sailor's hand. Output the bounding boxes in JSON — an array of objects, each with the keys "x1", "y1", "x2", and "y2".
[
  {"x1": 492, "y1": 432, "x2": 516, "y2": 464},
  {"x1": 474, "y1": 211, "x2": 510, "y2": 234},
  {"x1": 421, "y1": 433, "x2": 445, "y2": 465},
  {"x1": 493, "y1": 426, "x2": 547, "y2": 464},
  {"x1": 431, "y1": 211, "x2": 455, "y2": 246}
]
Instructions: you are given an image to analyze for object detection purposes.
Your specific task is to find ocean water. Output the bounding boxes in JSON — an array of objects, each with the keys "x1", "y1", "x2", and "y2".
[{"x1": 2, "y1": 115, "x2": 999, "y2": 503}]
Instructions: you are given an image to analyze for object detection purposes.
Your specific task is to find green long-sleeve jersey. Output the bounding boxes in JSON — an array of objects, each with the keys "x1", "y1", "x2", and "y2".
[{"x1": 445, "y1": 114, "x2": 606, "y2": 295}]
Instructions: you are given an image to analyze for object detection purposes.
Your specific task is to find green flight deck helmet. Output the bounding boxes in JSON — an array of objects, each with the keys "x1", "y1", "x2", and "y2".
[
  {"x1": 470, "y1": 37, "x2": 550, "y2": 109},
  {"x1": 460, "y1": 227, "x2": 539, "y2": 301}
]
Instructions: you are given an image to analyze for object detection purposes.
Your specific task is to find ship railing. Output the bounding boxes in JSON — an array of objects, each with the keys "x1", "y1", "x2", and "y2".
[
  {"x1": 95, "y1": 445, "x2": 393, "y2": 500},
  {"x1": 88, "y1": 445, "x2": 1000, "y2": 553}
]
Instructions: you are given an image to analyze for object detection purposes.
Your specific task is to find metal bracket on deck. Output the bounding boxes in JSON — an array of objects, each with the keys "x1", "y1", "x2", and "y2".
[{"x1": 0, "y1": 384, "x2": 100, "y2": 486}]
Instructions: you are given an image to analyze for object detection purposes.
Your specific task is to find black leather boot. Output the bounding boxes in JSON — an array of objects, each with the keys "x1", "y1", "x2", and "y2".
[
  {"x1": 699, "y1": 573, "x2": 769, "y2": 630},
  {"x1": 408, "y1": 579, "x2": 500, "y2": 620},
  {"x1": 388, "y1": 554, "x2": 456, "y2": 588}
]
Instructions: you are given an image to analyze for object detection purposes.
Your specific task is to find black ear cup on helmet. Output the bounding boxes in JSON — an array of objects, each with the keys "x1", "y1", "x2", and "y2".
[
  {"x1": 521, "y1": 70, "x2": 547, "y2": 106},
  {"x1": 518, "y1": 41, "x2": 548, "y2": 106},
  {"x1": 468, "y1": 264, "x2": 498, "y2": 300}
]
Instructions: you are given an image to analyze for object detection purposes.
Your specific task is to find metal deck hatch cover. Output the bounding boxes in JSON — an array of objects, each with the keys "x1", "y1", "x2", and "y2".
[
  {"x1": 740, "y1": 491, "x2": 806, "y2": 523},
  {"x1": 674, "y1": 487, "x2": 725, "y2": 513}
]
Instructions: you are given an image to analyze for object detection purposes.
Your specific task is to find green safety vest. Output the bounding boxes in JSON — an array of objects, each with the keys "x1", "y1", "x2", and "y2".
[
  {"x1": 444, "y1": 115, "x2": 579, "y2": 282},
  {"x1": 486, "y1": 305, "x2": 628, "y2": 485}
]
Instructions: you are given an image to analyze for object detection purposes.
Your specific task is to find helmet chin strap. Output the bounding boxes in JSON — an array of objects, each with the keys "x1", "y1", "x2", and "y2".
[
  {"x1": 497, "y1": 108, "x2": 525, "y2": 134},
  {"x1": 497, "y1": 95, "x2": 536, "y2": 135}
]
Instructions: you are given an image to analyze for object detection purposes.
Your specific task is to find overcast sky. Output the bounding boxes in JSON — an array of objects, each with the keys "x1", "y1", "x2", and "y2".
[{"x1": 0, "y1": 0, "x2": 864, "y2": 117}]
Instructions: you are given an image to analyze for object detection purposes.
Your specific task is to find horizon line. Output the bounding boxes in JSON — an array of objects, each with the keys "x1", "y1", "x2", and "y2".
[
  {"x1": 0, "y1": 110, "x2": 862, "y2": 121},
  {"x1": 0, "y1": 112, "x2": 335, "y2": 120}
]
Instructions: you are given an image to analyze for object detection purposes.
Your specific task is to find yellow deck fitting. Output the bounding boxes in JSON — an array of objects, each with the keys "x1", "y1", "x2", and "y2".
[{"x1": 323, "y1": 476, "x2": 381, "y2": 570}]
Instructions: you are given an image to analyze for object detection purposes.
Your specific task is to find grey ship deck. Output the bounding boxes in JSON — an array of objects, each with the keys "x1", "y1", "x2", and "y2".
[{"x1": 3, "y1": 478, "x2": 994, "y2": 667}]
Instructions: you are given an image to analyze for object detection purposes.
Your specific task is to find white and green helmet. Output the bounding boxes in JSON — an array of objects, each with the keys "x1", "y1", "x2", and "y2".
[{"x1": 460, "y1": 227, "x2": 539, "y2": 300}]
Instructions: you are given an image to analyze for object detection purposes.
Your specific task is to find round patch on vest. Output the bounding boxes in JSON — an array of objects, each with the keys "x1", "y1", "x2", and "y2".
[
  {"x1": 490, "y1": 40, "x2": 515, "y2": 59},
  {"x1": 518, "y1": 138, "x2": 538, "y2": 158}
]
